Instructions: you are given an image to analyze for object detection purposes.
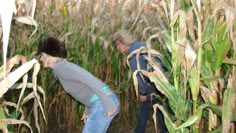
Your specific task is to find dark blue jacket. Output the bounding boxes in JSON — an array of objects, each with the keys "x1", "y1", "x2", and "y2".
[{"x1": 127, "y1": 42, "x2": 156, "y2": 95}]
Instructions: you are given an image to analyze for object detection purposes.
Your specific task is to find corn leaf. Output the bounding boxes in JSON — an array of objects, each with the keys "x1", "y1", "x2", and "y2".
[
  {"x1": 141, "y1": 70, "x2": 178, "y2": 111},
  {"x1": 0, "y1": 106, "x2": 7, "y2": 130},
  {"x1": 0, "y1": 59, "x2": 38, "y2": 97},
  {"x1": 176, "y1": 109, "x2": 202, "y2": 130},
  {"x1": 202, "y1": 17, "x2": 214, "y2": 44},
  {"x1": 153, "y1": 104, "x2": 176, "y2": 133},
  {"x1": 202, "y1": 102, "x2": 222, "y2": 117},
  {"x1": 13, "y1": 16, "x2": 38, "y2": 38},
  {"x1": 0, "y1": 118, "x2": 33, "y2": 133},
  {"x1": 211, "y1": 22, "x2": 230, "y2": 71},
  {"x1": 0, "y1": 0, "x2": 16, "y2": 77},
  {"x1": 222, "y1": 88, "x2": 236, "y2": 132},
  {"x1": 209, "y1": 125, "x2": 222, "y2": 133}
]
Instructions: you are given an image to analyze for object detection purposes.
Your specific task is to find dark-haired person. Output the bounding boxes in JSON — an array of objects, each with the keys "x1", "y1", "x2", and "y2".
[
  {"x1": 112, "y1": 30, "x2": 167, "y2": 133},
  {"x1": 37, "y1": 37, "x2": 119, "y2": 133}
]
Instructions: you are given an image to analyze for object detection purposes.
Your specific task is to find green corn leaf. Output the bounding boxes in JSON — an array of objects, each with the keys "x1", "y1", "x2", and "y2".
[
  {"x1": 0, "y1": 106, "x2": 7, "y2": 130},
  {"x1": 181, "y1": 0, "x2": 191, "y2": 11},
  {"x1": 176, "y1": 109, "x2": 202, "y2": 130},
  {"x1": 45, "y1": 79, "x2": 57, "y2": 96},
  {"x1": 148, "y1": 72, "x2": 179, "y2": 110},
  {"x1": 176, "y1": 96, "x2": 192, "y2": 121},
  {"x1": 49, "y1": 3, "x2": 55, "y2": 13},
  {"x1": 222, "y1": 88, "x2": 236, "y2": 132},
  {"x1": 202, "y1": 17, "x2": 214, "y2": 44},
  {"x1": 162, "y1": 32, "x2": 172, "y2": 53},
  {"x1": 211, "y1": 22, "x2": 230, "y2": 71},
  {"x1": 202, "y1": 102, "x2": 222, "y2": 117},
  {"x1": 165, "y1": 115, "x2": 176, "y2": 133},
  {"x1": 188, "y1": 66, "x2": 200, "y2": 101},
  {"x1": 232, "y1": 113, "x2": 236, "y2": 121},
  {"x1": 81, "y1": 54, "x2": 88, "y2": 69},
  {"x1": 209, "y1": 125, "x2": 222, "y2": 133}
]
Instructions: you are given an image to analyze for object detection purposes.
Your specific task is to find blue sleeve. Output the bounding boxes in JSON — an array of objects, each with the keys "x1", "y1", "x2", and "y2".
[
  {"x1": 154, "y1": 56, "x2": 169, "y2": 73},
  {"x1": 129, "y1": 54, "x2": 156, "y2": 95}
]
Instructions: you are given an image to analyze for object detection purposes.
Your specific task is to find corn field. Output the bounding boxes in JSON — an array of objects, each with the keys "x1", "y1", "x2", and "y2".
[{"x1": 0, "y1": 0, "x2": 236, "y2": 133}]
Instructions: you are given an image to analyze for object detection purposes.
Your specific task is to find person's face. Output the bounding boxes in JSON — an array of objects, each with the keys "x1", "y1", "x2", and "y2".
[
  {"x1": 114, "y1": 40, "x2": 128, "y2": 54},
  {"x1": 39, "y1": 52, "x2": 50, "y2": 68}
]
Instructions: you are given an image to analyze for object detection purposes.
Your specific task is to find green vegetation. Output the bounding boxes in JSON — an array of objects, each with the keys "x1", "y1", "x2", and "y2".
[{"x1": 0, "y1": 0, "x2": 235, "y2": 132}]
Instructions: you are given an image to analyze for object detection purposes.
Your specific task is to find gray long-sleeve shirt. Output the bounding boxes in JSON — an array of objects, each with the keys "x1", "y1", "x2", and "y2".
[{"x1": 53, "y1": 59, "x2": 116, "y2": 113}]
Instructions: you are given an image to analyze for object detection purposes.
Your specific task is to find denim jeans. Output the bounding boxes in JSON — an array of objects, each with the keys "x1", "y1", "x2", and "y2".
[
  {"x1": 134, "y1": 100, "x2": 167, "y2": 133},
  {"x1": 82, "y1": 92, "x2": 119, "y2": 133}
]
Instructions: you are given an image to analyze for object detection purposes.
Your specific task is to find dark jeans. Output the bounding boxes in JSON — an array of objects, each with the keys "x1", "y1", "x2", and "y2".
[{"x1": 134, "y1": 100, "x2": 167, "y2": 133}]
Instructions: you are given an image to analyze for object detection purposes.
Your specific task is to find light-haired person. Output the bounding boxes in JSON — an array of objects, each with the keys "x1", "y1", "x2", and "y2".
[
  {"x1": 112, "y1": 30, "x2": 167, "y2": 133},
  {"x1": 37, "y1": 37, "x2": 119, "y2": 133}
]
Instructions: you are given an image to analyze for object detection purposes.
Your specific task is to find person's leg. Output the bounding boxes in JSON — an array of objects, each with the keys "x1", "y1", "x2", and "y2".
[
  {"x1": 156, "y1": 109, "x2": 167, "y2": 133},
  {"x1": 152, "y1": 97, "x2": 167, "y2": 133},
  {"x1": 83, "y1": 92, "x2": 119, "y2": 133},
  {"x1": 134, "y1": 100, "x2": 150, "y2": 133},
  {"x1": 82, "y1": 99, "x2": 105, "y2": 133}
]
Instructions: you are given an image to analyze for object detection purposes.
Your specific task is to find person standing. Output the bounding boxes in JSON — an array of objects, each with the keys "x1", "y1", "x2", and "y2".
[
  {"x1": 112, "y1": 30, "x2": 167, "y2": 133},
  {"x1": 37, "y1": 37, "x2": 119, "y2": 133}
]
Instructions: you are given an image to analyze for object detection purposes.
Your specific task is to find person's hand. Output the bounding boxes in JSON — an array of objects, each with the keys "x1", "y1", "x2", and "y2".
[
  {"x1": 139, "y1": 95, "x2": 147, "y2": 102},
  {"x1": 81, "y1": 114, "x2": 88, "y2": 123},
  {"x1": 108, "y1": 108, "x2": 117, "y2": 117}
]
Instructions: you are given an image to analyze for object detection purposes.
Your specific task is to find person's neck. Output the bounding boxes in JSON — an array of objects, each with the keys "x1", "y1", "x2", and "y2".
[{"x1": 49, "y1": 57, "x2": 63, "y2": 69}]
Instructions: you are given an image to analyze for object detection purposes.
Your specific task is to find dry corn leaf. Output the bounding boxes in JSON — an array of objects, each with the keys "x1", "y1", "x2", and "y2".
[
  {"x1": 208, "y1": 109, "x2": 217, "y2": 130},
  {"x1": 185, "y1": 42, "x2": 197, "y2": 74},
  {"x1": 126, "y1": 46, "x2": 145, "y2": 71},
  {"x1": 153, "y1": 103, "x2": 176, "y2": 133},
  {"x1": 34, "y1": 99, "x2": 40, "y2": 133},
  {"x1": 186, "y1": 7, "x2": 195, "y2": 41},
  {"x1": 13, "y1": 16, "x2": 38, "y2": 38},
  {"x1": 146, "y1": 33, "x2": 161, "y2": 48},
  {"x1": 142, "y1": 26, "x2": 153, "y2": 40},
  {"x1": 26, "y1": 0, "x2": 36, "y2": 18},
  {"x1": 31, "y1": 60, "x2": 47, "y2": 123},
  {"x1": 170, "y1": 0, "x2": 175, "y2": 21},
  {"x1": 17, "y1": 73, "x2": 28, "y2": 111},
  {"x1": 59, "y1": 32, "x2": 73, "y2": 42},
  {"x1": 140, "y1": 70, "x2": 167, "y2": 96},
  {"x1": 0, "y1": 59, "x2": 38, "y2": 97},
  {"x1": 0, "y1": 55, "x2": 27, "y2": 79},
  {"x1": 2, "y1": 101, "x2": 25, "y2": 120},
  {"x1": 10, "y1": 83, "x2": 46, "y2": 103},
  {"x1": 0, "y1": 119, "x2": 33, "y2": 133},
  {"x1": 22, "y1": 92, "x2": 35, "y2": 104},
  {"x1": 214, "y1": 1, "x2": 236, "y2": 41},
  {"x1": 0, "y1": 0, "x2": 17, "y2": 77},
  {"x1": 127, "y1": 47, "x2": 162, "y2": 71},
  {"x1": 132, "y1": 70, "x2": 140, "y2": 99},
  {"x1": 144, "y1": 56, "x2": 169, "y2": 83}
]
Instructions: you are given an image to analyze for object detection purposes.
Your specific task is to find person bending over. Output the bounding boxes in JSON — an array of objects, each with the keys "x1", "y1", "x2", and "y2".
[
  {"x1": 112, "y1": 30, "x2": 167, "y2": 133},
  {"x1": 37, "y1": 37, "x2": 120, "y2": 133}
]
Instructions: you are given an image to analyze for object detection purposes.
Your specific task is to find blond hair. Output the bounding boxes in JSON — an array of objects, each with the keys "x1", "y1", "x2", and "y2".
[{"x1": 112, "y1": 30, "x2": 134, "y2": 46}]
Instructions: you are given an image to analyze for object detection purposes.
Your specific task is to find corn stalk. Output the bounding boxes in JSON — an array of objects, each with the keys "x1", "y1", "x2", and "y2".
[
  {"x1": 136, "y1": 0, "x2": 236, "y2": 133},
  {"x1": 0, "y1": 55, "x2": 46, "y2": 133},
  {"x1": 0, "y1": 1, "x2": 46, "y2": 132}
]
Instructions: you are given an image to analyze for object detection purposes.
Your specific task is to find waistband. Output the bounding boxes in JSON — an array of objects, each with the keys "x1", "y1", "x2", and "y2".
[{"x1": 90, "y1": 86, "x2": 111, "y2": 103}]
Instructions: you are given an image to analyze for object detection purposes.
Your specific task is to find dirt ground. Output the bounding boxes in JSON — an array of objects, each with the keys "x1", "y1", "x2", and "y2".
[
  {"x1": 107, "y1": 111, "x2": 158, "y2": 133},
  {"x1": 46, "y1": 99, "x2": 159, "y2": 133},
  {"x1": 46, "y1": 110, "x2": 158, "y2": 133}
]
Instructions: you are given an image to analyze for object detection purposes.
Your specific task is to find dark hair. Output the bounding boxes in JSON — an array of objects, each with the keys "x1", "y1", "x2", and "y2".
[{"x1": 37, "y1": 37, "x2": 67, "y2": 58}]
